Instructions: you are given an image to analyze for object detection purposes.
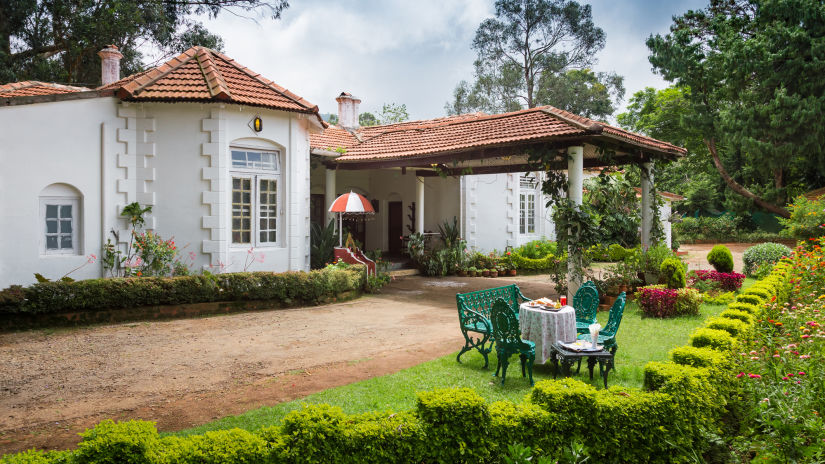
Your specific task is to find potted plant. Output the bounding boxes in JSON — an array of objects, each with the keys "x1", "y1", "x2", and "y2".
[
  {"x1": 457, "y1": 267, "x2": 467, "y2": 277},
  {"x1": 489, "y1": 268, "x2": 498, "y2": 278},
  {"x1": 482, "y1": 268, "x2": 490, "y2": 277},
  {"x1": 468, "y1": 266, "x2": 477, "y2": 277},
  {"x1": 508, "y1": 262, "x2": 517, "y2": 276}
]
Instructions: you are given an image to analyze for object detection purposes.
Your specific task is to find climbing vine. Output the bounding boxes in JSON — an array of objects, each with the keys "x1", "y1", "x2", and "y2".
[{"x1": 526, "y1": 144, "x2": 666, "y2": 291}]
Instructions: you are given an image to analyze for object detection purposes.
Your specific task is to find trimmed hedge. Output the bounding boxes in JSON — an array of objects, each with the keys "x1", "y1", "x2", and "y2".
[
  {"x1": 0, "y1": 267, "x2": 365, "y2": 317},
  {"x1": 509, "y1": 253, "x2": 562, "y2": 273},
  {"x1": 1, "y1": 259, "x2": 796, "y2": 463}
]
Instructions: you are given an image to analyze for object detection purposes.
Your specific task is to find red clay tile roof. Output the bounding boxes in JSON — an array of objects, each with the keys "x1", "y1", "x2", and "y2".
[
  {"x1": 0, "y1": 81, "x2": 90, "y2": 98},
  {"x1": 99, "y1": 46, "x2": 324, "y2": 124},
  {"x1": 310, "y1": 106, "x2": 685, "y2": 164}
]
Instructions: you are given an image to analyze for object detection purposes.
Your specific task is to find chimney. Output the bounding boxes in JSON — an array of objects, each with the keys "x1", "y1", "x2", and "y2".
[
  {"x1": 336, "y1": 92, "x2": 361, "y2": 129},
  {"x1": 98, "y1": 45, "x2": 123, "y2": 86}
]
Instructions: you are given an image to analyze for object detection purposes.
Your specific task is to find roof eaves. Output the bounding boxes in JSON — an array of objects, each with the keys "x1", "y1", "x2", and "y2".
[{"x1": 195, "y1": 48, "x2": 232, "y2": 100}]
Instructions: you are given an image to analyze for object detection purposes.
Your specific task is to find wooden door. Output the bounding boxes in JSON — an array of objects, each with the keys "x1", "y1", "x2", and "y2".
[{"x1": 388, "y1": 201, "x2": 403, "y2": 253}]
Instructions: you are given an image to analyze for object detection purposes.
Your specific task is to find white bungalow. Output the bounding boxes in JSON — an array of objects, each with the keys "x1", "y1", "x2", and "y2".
[{"x1": 0, "y1": 46, "x2": 324, "y2": 287}]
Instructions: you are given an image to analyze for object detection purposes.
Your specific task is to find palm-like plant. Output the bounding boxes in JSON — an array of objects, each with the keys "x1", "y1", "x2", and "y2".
[{"x1": 310, "y1": 220, "x2": 337, "y2": 269}]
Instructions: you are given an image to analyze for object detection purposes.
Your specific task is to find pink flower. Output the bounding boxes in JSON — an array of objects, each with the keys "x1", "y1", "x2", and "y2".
[
  {"x1": 748, "y1": 374, "x2": 761, "y2": 379},
  {"x1": 799, "y1": 371, "x2": 806, "y2": 376},
  {"x1": 782, "y1": 376, "x2": 789, "y2": 380},
  {"x1": 772, "y1": 354, "x2": 780, "y2": 358},
  {"x1": 736, "y1": 372, "x2": 745, "y2": 378},
  {"x1": 800, "y1": 355, "x2": 811, "y2": 359}
]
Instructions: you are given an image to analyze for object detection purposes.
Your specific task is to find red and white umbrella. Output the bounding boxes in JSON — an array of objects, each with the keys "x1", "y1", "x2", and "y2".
[
  {"x1": 328, "y1": 191, "x2": 375, "y2": 214},
  {"x1": 329, "y1": 191, "x2": 375, "y2": 247}
]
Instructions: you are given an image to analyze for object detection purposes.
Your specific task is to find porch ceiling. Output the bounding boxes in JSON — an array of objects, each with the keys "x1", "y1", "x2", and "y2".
[{"x1": 310, "y1": 106, "x2": 686, "y2": 174}]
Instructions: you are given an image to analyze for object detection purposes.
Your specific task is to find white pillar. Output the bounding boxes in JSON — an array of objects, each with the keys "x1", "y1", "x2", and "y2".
[
  {"x1": 641, "y1": 161, "x2": 653, "y2": 250},
  {"x1": 325, "y1": 167, "x2": 336, "y2": 225},
  {"x1": 416, "y1": 176, "x2": 425, "y2": 233},
  {"x1": 567, "y1": 146, "x2": 584, "y2": 299}
]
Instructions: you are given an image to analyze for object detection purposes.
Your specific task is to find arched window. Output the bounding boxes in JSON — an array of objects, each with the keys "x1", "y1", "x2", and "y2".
[{"x1": 40, "y1": 183, "x2": 82, "y2": 255}]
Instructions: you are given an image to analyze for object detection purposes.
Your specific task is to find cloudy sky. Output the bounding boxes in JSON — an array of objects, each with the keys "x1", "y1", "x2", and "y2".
[{"x1": 198, "y1": 0, "x2": 706, "y2": 121}]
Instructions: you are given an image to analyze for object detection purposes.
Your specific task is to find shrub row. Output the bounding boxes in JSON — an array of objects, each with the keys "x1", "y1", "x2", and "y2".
[
  {"x1": 1, "y1": 262, "x2": 795, "y2": 463},
  {"x1": 509, "y1": 252, "x2": 562, "y2": 273},
  {"x1": 0, "y1": 267, "x2": 366, "y2": 316}
]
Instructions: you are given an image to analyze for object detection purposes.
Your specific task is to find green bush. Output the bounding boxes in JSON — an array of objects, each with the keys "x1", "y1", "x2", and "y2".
[
  {"x1": 707, "y1": 245, "x2": 734, "y2": 273},
  {"x1": 510, "y1": 253, "x2": 560, "y2": 273},
  {"x1": 742, "y1": 242, "x2": 791, "y2": 276},
  {"x1": 669, "y1": 346, "x2": 730, "y2": 370},
  {"x1": 608, "y1": 244, "x2": 633, "y2": 261},
  {"x1": 0, "y1": 267, "x2": 365, "y2": 317},
  {"x1": 0, "y1": 450, "x2": 72, "y2": 464},
  {"x1": 75, "y1": 419, "x2": 159, "y2": 464},
  {"x1": 690, "y1": 327, "x2": 736, "y2": 350},
  {"x1": 719, "y1": 309, "x2": 756, "y2": 325},
  {"x1": 514, "y1": 240, "x2": 557, "y2": 259},
  {"x1": 416, "y1": 388, "x2": 492, "y2": 463},
  {"x1": 705, "y1": 316, "x2": 751, "y2": 338},
  {"x1": 726, "y1": 302, "x2": 760, "y2": 315},
  {"x1": 153, "y1": 429, "x2": 270, "y2": 464},
  {"x1": 735, "y1": 293, "x2": 764, "y2": 306},
  {"x1": 660, "y1": 258, "x2": 686, "y2": 289}
]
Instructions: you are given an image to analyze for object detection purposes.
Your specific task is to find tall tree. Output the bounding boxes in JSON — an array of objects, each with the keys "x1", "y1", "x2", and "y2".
[
  {"x1": 618, "y1": 86, "x2": 725, "y2": 214},
  {"x1": 536, "y1": 69, "x2": 624, "y2": 119},
  {"x1": 0, "y1": 0, "x2": 288, "y2": 85},
  {"x1": 647, "y1": 0, "x2": 825, "y2": 217},
  {"x1": 445, "y1": 0, "x2": 606, "y2": 114},
  {"x1": 377, "y1": 103, "x2": 409, "y2": 125}
]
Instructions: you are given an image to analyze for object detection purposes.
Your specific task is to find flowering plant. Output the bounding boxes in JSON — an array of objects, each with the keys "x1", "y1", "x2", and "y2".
[
  {"x1": 690, "y1": 270, "x2": 745, "y2": 291},
  {"x1": 637, "y1": 285, "x2": 701, "y2": 317}
]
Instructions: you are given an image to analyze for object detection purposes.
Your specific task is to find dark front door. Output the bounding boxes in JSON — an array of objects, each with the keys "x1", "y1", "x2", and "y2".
[
  {"x1": 310, "y1": 194, "x2": 325, "y2": 229},
  {"x1": 388, "y1": 201, "x2": 403, "y2": 253}
]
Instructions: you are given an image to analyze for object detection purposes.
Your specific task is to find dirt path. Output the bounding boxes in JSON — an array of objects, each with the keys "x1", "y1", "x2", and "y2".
[
  {"x1": 0, "y1": 274, "x2": 555, "y2": 453},
  {"x1": 679, "y1": 242, "x2": 753, "y2": 274}
]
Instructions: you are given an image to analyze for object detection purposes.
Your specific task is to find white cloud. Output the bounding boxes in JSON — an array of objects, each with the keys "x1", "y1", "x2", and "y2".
[{"x1": 178, "y1": 0, "x2": 706, "y2": 120}]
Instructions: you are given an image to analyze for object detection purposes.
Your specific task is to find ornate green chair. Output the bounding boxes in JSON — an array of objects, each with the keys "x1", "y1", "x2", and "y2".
[
  {"x1": 491, "y1": 298, "x2": 535, "y2": 386},
  {"x1": 455, "y1": 284, "x2": 530, "y2": 368},
  {"x1": 577, "y1": 292, "x2": 626, "y2": 354},
  {"x1": 572, "y1": 281, "x2": 599, "y2": 335}
]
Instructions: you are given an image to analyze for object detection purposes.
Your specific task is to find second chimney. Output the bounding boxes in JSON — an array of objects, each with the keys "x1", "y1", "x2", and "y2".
[
  {"x1": 98, "y1": 45, "x2": 123, "y2": 86},
  {"x1": 336, "y1": 92, "x2": 361, "y2": 129}
]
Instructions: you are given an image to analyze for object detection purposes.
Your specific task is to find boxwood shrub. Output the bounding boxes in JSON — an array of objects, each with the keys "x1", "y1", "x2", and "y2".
[
  {"x1": 719, "y1": 308, "x2": 756, "y2": 325},
  {"x1": 707, "y1": 245, "x2": 734, "y2": 272},
  {"x1": 742, "y1": 242, "x2": 791, "y2": 276},
  {"x1": 690, "y1": 327, "x2": 736, "y2": 350},
  {"x1": 0, "y1": 267, "x2": 365, "y2": 317}
]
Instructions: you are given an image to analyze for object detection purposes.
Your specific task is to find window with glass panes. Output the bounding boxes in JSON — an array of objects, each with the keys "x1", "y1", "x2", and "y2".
[
  {"x1": 230, "y1": 148, "x2": 280, "y2": 245},
  {"x1": 42, "y1": 199, "x2": 78, "y2": 254},
  {"x1": 519, "y1": 175, "x2": 536, "y2": 234}
]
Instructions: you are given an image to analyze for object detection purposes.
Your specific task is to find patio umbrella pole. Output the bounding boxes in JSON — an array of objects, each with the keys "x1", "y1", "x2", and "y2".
[{"x1": 339, "y1": 212, "x2": 343, "y2": 248}]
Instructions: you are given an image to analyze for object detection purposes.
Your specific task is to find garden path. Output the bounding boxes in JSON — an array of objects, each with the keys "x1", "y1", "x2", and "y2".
[
  {"x1": 679, "y1": 242, "x2": 751, "y2": 273},
  {"x1": 0, "y1": 274, "x2": 556, "y2": 453}
]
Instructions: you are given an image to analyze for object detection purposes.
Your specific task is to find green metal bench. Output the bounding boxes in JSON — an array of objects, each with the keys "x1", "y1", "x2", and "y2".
[{"x1": 455, "y1": 284, "x2": 531, "y2": 368}]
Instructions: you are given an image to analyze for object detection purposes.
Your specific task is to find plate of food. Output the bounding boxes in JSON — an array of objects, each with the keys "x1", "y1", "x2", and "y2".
[{"x1": 560, "y1": 340, "x2": 603, "y2": 352}]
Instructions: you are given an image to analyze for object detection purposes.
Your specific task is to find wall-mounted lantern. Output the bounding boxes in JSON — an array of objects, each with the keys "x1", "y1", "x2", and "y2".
[{"x1": 249, "y1": 116, "x2": 263, "y2": 133}]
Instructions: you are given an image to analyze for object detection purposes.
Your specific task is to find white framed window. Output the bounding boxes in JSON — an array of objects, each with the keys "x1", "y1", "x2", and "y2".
[
  {"x1": 41, "y1": 197, "x2": 79, "y2": 254},
  {"x1": 230, "y1": 147, "x2": 280, "y2": 246},
  {"x1": 519, "y1": 175, "x2": 537, "y2": 235}
]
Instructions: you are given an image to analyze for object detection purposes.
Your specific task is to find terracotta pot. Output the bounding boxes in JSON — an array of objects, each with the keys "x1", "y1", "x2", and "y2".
[
  {"x1": 482, "y1": 270, "x2": 490, "y2": 277},
  {"x1": 458, "y1": 270, "x2": 467, "y2": 277},
  {"x1": 468, "y1": 271, "x2": 476, "y2": 277},
  {"x1": 603, "y1": 295, "x2": 617, "y2": 307},
  {"x1": 490, "y1": 271, "x2": 498, "y2": 278},
  {"x1": 509, "y1": 269, "x2": 517, "y2": 276}
]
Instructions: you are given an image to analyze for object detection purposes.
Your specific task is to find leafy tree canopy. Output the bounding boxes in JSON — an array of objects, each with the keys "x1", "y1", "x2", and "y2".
[
  {"x1": 0, "y1": 0, "x2": 288, "y2": 86},
  {"x1": 646, "y1": 0, "x2": 825, "y2": 217},
  {"x1": 358, "y1": 112, "x2": 376, "y2": 126},
  {"x1": 536, "y1": 69, "x2": 624, "y2": 119},
  {"x1": 376, "y1": 102, "x2": 409, "y2": 125},
  {"x1": 445, "y1": 0, "x2": 613, "y2": 115}
]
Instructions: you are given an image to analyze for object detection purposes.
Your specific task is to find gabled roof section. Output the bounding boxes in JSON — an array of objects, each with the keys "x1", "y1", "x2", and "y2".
[
  {"x1": 0, "y1": 81, "x2": 89, "y2": 98},
  {"x1": 101, "y1": 46, "x2": 324, "y2": 125},
  {"x1": 310, "y1": 106, "x2": 685, "y2": 164}
]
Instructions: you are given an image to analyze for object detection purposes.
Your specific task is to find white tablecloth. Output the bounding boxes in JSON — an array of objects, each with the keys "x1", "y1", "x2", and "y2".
[{"x1": 519, "y1": 303, "x2": 577, "y2": 364}]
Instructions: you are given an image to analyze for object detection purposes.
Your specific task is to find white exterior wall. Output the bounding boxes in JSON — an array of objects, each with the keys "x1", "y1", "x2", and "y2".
[
  {"x1": 661, "y1": 200, "x2": 673, "y2": 249},
  {"x1": 0, "y1": 98, "x2": 312, "y2": 287},
  {"x1": 0, "y1": 98, "x2": 120, "y2": 286}
]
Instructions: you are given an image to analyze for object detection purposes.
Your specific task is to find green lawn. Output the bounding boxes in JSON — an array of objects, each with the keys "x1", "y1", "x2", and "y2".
[{"x1": 172, "y1": 278, "x2": 754, "y2": 437}]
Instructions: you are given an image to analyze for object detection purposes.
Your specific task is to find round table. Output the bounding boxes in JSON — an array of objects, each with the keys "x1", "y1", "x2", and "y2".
[{"x1": 518, "y1": 303, "x2": 577, "y2": 364}]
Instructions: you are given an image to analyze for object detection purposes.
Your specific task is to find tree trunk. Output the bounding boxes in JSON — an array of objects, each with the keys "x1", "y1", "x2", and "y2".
[{"x1": 705, "y1": 138, "x2": 790, "y2": 218}]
